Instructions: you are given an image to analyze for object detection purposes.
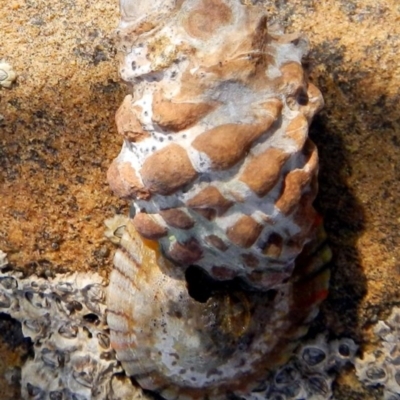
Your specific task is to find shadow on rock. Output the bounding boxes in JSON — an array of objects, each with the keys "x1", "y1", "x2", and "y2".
[{"x1": 310, "y1": 114, "x2": 367, "y2": 339}]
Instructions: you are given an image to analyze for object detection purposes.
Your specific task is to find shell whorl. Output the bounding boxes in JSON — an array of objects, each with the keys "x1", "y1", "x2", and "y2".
[
  {"x1": 108, "y1": 0, "x2": 324, "y2": 290},
  {"x1": 107, "y1": 1, "x2": 328, "y2": 398},
  {"x1": 107, "y1": 221, "x2": 330, "y2": 399}
]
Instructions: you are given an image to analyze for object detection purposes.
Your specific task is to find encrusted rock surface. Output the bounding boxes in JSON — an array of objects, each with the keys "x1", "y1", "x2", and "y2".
[
  {"x1": 1, "y1": 0, "x2": 399, "y2": 399},
  {"x1": 0, "y1": 251, "x2": 143, "y2": 400},
  {"x1": 356, "y1": 307, "x2": 400, "y2": 400}
]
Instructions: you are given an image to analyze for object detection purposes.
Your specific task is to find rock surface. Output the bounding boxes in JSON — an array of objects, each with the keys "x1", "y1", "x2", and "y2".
[{"x1": 0, "y1": 0, "x2": 399, "y2": 399}]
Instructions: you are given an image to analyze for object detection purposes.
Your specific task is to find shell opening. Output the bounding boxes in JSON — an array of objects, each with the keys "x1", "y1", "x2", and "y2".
[{"x1": 184, "y1": 265, "x2": 278, "y2": 303}]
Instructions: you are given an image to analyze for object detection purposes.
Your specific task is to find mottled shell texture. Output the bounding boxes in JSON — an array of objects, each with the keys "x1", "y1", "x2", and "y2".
[
  {"x1": 108, "y1": 0, "x2": 324, "y2": 291},
  {"x1": 108, "y1": 221, "x2": 330, "y2": 400},
  {"x1": 107, "y1": 0, "x2": 328, "y2": 399}
]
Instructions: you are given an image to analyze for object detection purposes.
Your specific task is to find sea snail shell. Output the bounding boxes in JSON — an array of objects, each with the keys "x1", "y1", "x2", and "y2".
[
  {"x1": 107, "y1": 221, "x2": 330, "y2": 399},
  {"x1": 107, "y1": 0, "x2": 330, "y2": 398}
]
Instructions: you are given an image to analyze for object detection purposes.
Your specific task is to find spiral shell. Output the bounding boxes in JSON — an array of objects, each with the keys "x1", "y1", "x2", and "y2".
[
  {"x1": 108, "y1": 0, "x2": 324, "y2": 291},
  {"x1": 107, "y1": 0, "x2": 329, "y2": 398},
  {"x1": 107, "y1": 221, "x2": 330, "y2": 399}
]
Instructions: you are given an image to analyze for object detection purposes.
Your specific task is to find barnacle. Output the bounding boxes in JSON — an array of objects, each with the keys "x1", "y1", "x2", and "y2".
[{"x1": 0, "y1": 60, "x2": 16, "y2": 88}]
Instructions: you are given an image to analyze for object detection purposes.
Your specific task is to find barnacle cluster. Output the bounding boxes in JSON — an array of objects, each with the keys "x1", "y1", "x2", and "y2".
[
  {"x1": 0, "y1": 252, "x2": 141, "y2": 400},
  {"x1": 356, "y1": 307, "x2": 400, "y2": 400},
  {"x1": 248, "y1": 335, "x2": 357, "y2": 400}
]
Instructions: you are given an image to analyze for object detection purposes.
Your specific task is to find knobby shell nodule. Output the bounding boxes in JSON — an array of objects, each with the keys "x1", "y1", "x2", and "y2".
[{"x1": 106, "y1": 0, "x2": 331, "y2": 398}]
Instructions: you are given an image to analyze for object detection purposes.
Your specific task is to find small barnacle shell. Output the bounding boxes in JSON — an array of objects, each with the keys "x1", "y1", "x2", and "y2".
[
  {"x1": 374, "y1": 320, "x2": 395, "y2": 342},
  {"x1": 304, "y1": 373, "x2": 333, "y2": 399},
  {"x1": 355, "y1": 353, "x2": 389, "y2": 386},
  {"x1": 0, "y1": 276, "x2": 18, "y2": 290},
  {"x1": 22, "y1": 315, "x2": 51, "y2": 338},
  {"x1": 0, "y1": 291, "x2": 12, "y2": 308},
  {"x1": 273, "y1": 364, "x2": 307, "y2": 400},
  {"x1": 96, "y1": 332, "x2": 110, "y2": 349},
  {"x1": 329, "y1": 337, "x2": 358, "y2": 368},
  {"x1": 70, "y1": 355, "x2": 97, "y2": 389},
  {"x1": 297, "y1": 335, "x2": 330, "y2": 372},
  {"x1": 58, "y1": 322, "x2": 79, "y2": 339},
  {"x1": 387, "y1": 307, "x2": 400, "y2": 330},
  {"x1": 41, "y1": 347, "x2": 67, "y2": 369},
  {"x1": 0, "y1": 60, "x2": 17, "y2": 88},
  {"x1": 24, "y1": 290, "x2": 51, "y2": 309},
  {"x1": 55, "y1": 281, "x2": 75, "y2": 294},
  {"x1": 26, "y1": 382, "x2": 46, "y2": 399},
  {"x1": 104, "y1": 215, "x2": 129, "y2": 245},
  {"x1": 274, "y1": 364, "x2": 301, "y2": 387}
]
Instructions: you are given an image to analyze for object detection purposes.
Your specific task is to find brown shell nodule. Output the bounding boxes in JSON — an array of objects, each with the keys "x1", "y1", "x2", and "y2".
[{"x1": 107, "y1": 0, "x2": 330, "y2": 398}]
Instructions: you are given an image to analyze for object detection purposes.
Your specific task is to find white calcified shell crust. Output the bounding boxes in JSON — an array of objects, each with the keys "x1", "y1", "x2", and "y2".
[
  {"x1": 0, "y1": 264, "x2": 141, "y2": 400},
  {"x1": 356, "y1": 307, "x2": 400, "y2": 400},
  {"x1": 108, "y1": 0, "x2": 324, "y2": 290}
]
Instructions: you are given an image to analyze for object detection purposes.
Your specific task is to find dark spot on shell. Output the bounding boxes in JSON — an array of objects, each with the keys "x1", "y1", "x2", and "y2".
[
  {"x1": 66, "y1": 300, "x2": 83, "y2": 313},
  {"x1": 338, "y1": 343, "x2": 350, "y2": 357},
  {"x1": 83, "y1": 313, "x2": 100, "y2": 324},
  {"x1": 185, "y1": 265, "x2": 245, "y2": 303},
  {"x1": 302, "y1": 347, "x2": 326, "y2": 366},
  {"x1": 27, "y1": 383, "x2": 44, "y2": 397},
  {"x1": 297, "y1": 89, "x2": 309, "y2": 105},
  {"x1": 49, "y1": 391, "x2": 63, "y2": 400}
]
